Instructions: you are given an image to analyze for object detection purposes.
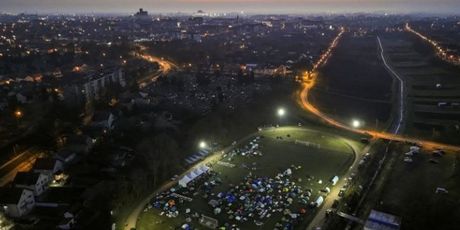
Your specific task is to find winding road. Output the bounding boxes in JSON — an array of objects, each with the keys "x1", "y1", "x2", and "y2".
[
  {"x1": 135, "y1": 44, "x2": 178, "y2": 89},
  {"x1": 123, "y1": 28, "x2": 460, "y2": 230},
  {"x1": 296, "y1": 30, "x2": 460, "y2": 152}
]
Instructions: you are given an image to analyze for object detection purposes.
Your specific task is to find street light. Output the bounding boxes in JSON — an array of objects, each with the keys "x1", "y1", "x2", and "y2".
[
  {"x1": 14, "y1": 110, "x2": 23, "y2": 119},
  {"x1": 14, "y1": 110, "x2": 23, "y2": 127},
  {"x1": 277, "y1": 108, "x2": 286, "y2": 117},
  {"x1": 352, "y1": 119, "x2": 361, "y2": 128},
  {"x1": 199, "y1": 141, "x2": 207, "y2": 149}
]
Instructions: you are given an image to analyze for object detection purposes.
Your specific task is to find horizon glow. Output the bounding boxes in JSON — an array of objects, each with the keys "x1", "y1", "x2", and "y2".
[{"x1": 0, "y1": 0, "x2": 459, "y2": 15}]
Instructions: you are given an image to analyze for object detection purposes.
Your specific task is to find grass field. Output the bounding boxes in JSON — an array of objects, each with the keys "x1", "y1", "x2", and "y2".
[
  {"x1": 137, "y1": 127, "x2": 357, "y2": 230},
  {"x1": 310, "y1": 33, "x2": 394, "y2": 131},
  {"x1": 379, "y1": 32, "x2": 460, "y2": 145},
  {"x1": 365, "y1": 143, "x2": 460, "y2": 230}
]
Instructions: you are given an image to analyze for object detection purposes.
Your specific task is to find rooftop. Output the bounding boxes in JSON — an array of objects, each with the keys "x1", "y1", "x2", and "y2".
[{"x1": 13, "y1": 171, "x2": 41, "y2": 186}]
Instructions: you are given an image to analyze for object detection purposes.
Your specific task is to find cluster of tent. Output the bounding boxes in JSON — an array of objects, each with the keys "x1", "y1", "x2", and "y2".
[
  {"x1": 179, "y1": 165, "x2": 211, "y2": 187},
  {"x1": 201, "y1": 168, "x2": 320, "y2": 229},
  {"x1": 404, "y1": 146, "x2": 421, "y2": 163},
  {"x1": 185, "y1": 148, "x2": 211, "y2": 165},
  {"x1": 226, "y1": 136, "x2": 262, "y2": 160}
]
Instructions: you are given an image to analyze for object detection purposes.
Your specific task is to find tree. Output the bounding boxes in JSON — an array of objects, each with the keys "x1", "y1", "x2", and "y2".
[{"x1": 136, "y1": 134, "x2": 181, "y2": 186}]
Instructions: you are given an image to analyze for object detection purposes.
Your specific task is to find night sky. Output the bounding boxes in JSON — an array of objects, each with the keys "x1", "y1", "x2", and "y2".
[{"x1": 1, "y1": 0, "x2": 459, "y2": 14}]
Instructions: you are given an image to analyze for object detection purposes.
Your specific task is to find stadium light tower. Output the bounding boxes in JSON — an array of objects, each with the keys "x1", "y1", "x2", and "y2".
[
  {"x1": 199, "y1": 141, "x2": 207, "y2": 149},
  {"x1": 277, "y1": 108, "x2": 286, "y2": 117},
  {"x1": 352, "y1": 119, "x2": 361, "y2": 128}
]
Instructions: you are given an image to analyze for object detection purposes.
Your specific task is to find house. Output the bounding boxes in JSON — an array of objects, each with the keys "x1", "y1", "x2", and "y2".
[
  {"x1": 0, "y1": 187, "x2": 35, "y2": 217},
  {"x1": 16, "y1": 92, "x2": 30, "y2": 104},
  {"x1": 35, "y1": 187, "x2": 85, "y2": 207},
  {"x1": 54, "y1": 150, "x2": 77, "y2": 165},
  {"x1": 64, "y1": 135, "x2": 95, "y2": 154},
  {"x1": 13, "y1": 171, "x2": 51, "y2": 196},
  {"x1": 57, "y1": 203, "x2": 82, "y2": 229},
  {"x1": 91, "y1": 111, "x2": 116, "y2": 130},
  {"x1": 33, "y1": 158, "x2": 64, "y2": 176},
  {"x1": 58, "y1": 215, "x2": 76, "y2": 230},
  {"x1": 57, "y1": 134, "x2": 95, "y2": 154}
]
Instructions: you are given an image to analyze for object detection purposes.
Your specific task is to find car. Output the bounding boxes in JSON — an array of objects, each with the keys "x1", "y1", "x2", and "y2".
[
  {"x1": 326, "y1": 209, "x2": 334, "y2": 217},
  {"x1": 404, "y1": 157, "x2": 413, "y2": 163},
  {"x1": 360, "y1": 138, "x2": 370, "y2": 144},
  {"x1": 338, "y1": 190, "x2": 345, "y2": 197},
  {"x1": 170, "y1": 175, "x2": 179, "y2": 181},
  {"x1": 321, "y1": 187, "x2": 331, "y2": 193}
]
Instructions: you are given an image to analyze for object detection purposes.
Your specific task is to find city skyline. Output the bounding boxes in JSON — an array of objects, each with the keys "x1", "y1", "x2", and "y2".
[{"x1": 1, "y1": 0, "x2": 460, "y2": 15}]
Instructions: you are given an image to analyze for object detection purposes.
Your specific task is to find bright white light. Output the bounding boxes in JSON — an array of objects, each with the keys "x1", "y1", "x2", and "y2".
[
  {"x1": 277, "y1": 108, "x2": 286, "y2": 117},
  {"x1": 199, "y1": 141, "x2": 207, "y2": 149},
  {"x1": 352, "y1": 120, "x2": 361, "y2": 128}
]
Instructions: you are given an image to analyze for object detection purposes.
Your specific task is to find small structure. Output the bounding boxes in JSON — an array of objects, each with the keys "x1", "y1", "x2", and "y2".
[
  {"x1": 435, "y1": 187, "x2": 448, "y2": 194},
  {"x1": 410, "y1": 146, "x2": 420, "y2": 153},
  {"x1": 57, "y1": 204, "x2": 81, "y2": 229},
  {"x1": 364, "y1": 210, "x2": 401, "y2": 230},
  {"x1": 55, "y1": 150, "x2": 77, "y2": 164},
  {"x1": 13, "y1": 171, "x2": 51, "y2": 196},
  {"x1": 33, "y1": 158, "x2": 64, "y2": 176},
  {"x1": 199, "y1": 214, "x2": 218, "y2": 229},
  {"x1": 0, "y1": 187, "x2": 35, "y2": 217},
  {"x1": 331, "y1": 176, "x2": 339, "y2": 186},
  {"x1": 311, "y1": 196, "x2": 324, "y2": 208},
  {"x1": 178, "y1": 165, "x2": 210, "y2": 187}
]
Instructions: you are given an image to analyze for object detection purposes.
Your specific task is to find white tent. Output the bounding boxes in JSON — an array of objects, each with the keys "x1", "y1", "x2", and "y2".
[
  {"x1": 198, "y1": 149, "x2": 210, "y2": 156},
  {"x1": 331, "y1": 176, "x2": 339, "y2": 186},
  {"x1": 192, "y1": 168, "x2": 202, "y2": 177},
  {"x1": 179, "y1": 176, "x2": 193, "y2": 187},
  {"x1": 200, "y1": 165, "x2": 210, "y2": 173},
  {"x1": 178, "y1": 165, "x2": 210, "y2": 187},
  {"x1": 315, "y1": 196, "x2": 324, "y2": 207}
]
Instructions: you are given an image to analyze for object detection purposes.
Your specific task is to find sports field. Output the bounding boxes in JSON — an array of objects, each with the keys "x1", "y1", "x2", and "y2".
[{"x1": 137, "y1": 127, "x2": 357, "y2": 230}]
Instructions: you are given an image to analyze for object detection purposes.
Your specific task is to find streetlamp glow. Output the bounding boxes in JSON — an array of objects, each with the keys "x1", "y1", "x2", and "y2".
[
  {"x1": 352, "y1": 119, "x2": 361, "y2": 128},
  {"x1": 199, "y1": 141, "x2": 207, "y2": 149},
  {"x1": 277, "y1": 108, "x2": 286, "y2": 117},
  {"x1": 14, "y1": 110, "x2": 23, "y2": 119}
]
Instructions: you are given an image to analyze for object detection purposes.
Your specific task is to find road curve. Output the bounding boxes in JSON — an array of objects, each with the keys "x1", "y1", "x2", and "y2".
[
  {"x1": 135, "y1": 44, "x2": 179, "y2": 89},
  {"x1": 296, "y1": 31, "x2": 460, "y2": 152}
]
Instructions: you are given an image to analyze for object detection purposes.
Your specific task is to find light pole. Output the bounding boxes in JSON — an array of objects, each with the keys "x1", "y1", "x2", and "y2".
[
  {"x1": 14, "y1": 110, "x2": 23, "y2": 127},
  {"x1": 351, "y1": 119, "x2": 361, "y2": 129},
  {"x1": 199, "y1": 141, "x2": 207, "y2": 149},
  {"x1": 277, "y1": 108, "x2": 286, "y2": 117}
]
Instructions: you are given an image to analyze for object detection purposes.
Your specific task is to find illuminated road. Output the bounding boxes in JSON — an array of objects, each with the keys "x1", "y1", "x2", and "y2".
[
  {"x1": 135, "y1": 45, "x2": 178, "y2": 89},
  {"x1": 296, "y1": 30, "x2": 460, "y2": 153},
  {"x1": 405, "y1": 23, "x2": 460, "y2": 66},
  {"x1": 377, "y1": 36, "x2": 404, "y2": 134},
  {"x1": 307, "y1": 134, "x2": 366, "y2": 230},
  {"x1": 0, "y1": 148, "x2": 40, "y2": 186}
]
